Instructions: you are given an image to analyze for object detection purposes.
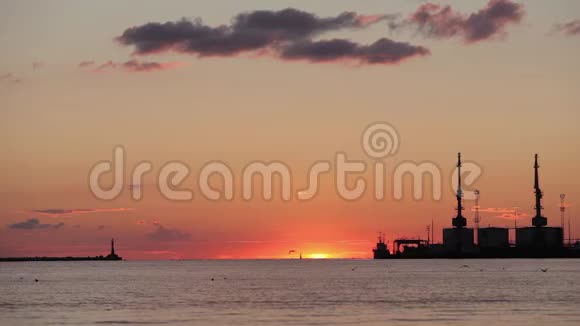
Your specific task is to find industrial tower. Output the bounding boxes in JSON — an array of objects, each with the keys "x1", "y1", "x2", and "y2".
[
  {"x1": 532, "y1": 154, "x2": 548, "y2": 227},
  {"x1": 442, "y1": 153, "x2": 475, "y2": 254},
  {"x1": 515, "y1": 154, "x2": 563, "y2": 250},
  {"x1": 452, "y1": 153, "x2": 467, "y2": 228},
  {"x1": 560, "y1": 194, "x2": 566, "y2": 230},
  {"x1": 474, "y1": 189, "x2": 480, "y2": 243}
]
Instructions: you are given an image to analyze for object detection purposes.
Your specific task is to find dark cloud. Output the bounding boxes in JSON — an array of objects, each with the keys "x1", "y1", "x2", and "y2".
[
  {"x1": 8, "y1": 218, "x2": 64, "y2": 230},
  {"x1": 32, "y1": 208, "x2": 134, "y2": 216},
  {"x1": 230, "y1": 9, "x2": 386, "y2": 39},
  {"x1": 0, "y1": 73, "x2": 21, "y2": 84},
  {"x1": 94, "y1": 60, "x2": 117, "y2": 71},
  {"x1": 280, "y1": 38, "x2": 429, "y2": 64},
  {"x1": 555, "y1": 19, "x2": 580, "y2": 36},
  {"x1": 32, "y1": 61, "x2": 45, "y2": 70},
  {"x1": 147, "y1": 224, "x2": 191, "y2": 242},
  {"x1": 393, "y1": 0, "x2": 524, "y2": 43},
  {"x1": 78, "y1": 60, "x2": 95, "y2": 67},
  {"x1": 117, "y1": 9, "x2": 390, "y2": 56},
  {"x1": 121, "y1": 59, "x2": 186, "y2": 72},
  {"x1": 79, "y1": 60, "x2": 186, "y2": 72},
  {"x1": 114, "y1": 8, "x2": 424, "y2": 66}
]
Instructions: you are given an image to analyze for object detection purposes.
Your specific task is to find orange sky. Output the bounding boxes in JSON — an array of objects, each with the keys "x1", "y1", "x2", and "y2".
[{"x1": 1, "y1": 0, "x2": 579, "y2": 259}]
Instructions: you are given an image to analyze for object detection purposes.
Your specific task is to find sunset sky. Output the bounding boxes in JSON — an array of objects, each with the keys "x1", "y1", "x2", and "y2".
[{"x1": 1, "y1": 0, "x2": 579, "y2": 259}]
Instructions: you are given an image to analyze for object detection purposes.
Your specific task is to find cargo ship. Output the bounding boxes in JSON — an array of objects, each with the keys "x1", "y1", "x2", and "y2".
[{"x1": 373, "y1": 154, "x2": 580, "y2": 259}]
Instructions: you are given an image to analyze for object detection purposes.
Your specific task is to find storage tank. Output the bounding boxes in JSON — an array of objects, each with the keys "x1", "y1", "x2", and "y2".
[
  {"x1": 478, "y1": 227, "x2": 509, "y2": 248},
  {"x1": 443, "y1": 228, "x2": 474, "y2": 253},
  {"x1": 515, "y1": 227, "x2": 563, "y2": 249}
]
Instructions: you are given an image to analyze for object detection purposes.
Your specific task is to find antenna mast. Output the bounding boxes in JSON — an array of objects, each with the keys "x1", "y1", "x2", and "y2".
[
  {"x1": 568, "y1": 209, "x2": 572, "y2": 246},
  {"x1": 474, "y1": 189, "x2": 480, "y2": 244},
  {"x1": 452, "y1": 153, "x2": 467, "y2": 228},
  {"x1": 532, "y1": 154, "x2": 547, "y2": 227},
  {"x1": 560, "y1": 194, "x2": 566, "y2": 229},
  {"x1": 431, "y1": 218, "x2": 434, "y2": 245}
]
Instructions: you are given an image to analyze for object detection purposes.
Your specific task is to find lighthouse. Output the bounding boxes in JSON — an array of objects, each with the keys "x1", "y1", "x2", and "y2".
[
  {"x1": 110, "y1": 238, "x2": 116, "y2": 256},
  {"x1": 105, "y1": 238, "x2": 122, "y2": 260}
]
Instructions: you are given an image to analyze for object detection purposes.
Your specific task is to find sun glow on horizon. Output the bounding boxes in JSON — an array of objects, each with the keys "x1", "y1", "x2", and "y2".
[{"x1": 309, "y1": 253, "x2": 330, "y2": 259}]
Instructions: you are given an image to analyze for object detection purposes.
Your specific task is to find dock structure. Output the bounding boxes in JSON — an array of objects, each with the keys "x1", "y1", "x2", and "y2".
[
  {"x1": 373, "y1": 154, "x2": 576, "y2": 259},
  {"x1": 372, "y1": 233, "x2": 390, "y2": 259}
]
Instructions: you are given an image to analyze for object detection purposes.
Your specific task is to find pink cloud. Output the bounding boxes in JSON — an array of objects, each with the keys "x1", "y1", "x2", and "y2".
[
  {"x1": 31, "y1": 208, "x2": 135, "y2": 217},
  {"x1": 555, "y1": 19, "x2": 580, "y2": 36},
  {"x1": 32, "y1": 61, "x2": 45, "y2": 70},
  {"x1": 0, "y1": 73, "x2": 21, "y2": 84},
  {"x1": 394, "y1": 0, "x2": 524, "y2": 43},
  {"x1": 496, "y1": 212, "x2": 529, "y2": 220},
  {"x1": 78, "y1": 60, "x2": 95, "y2": 67},
  {"x1": 471, "y1": 207, "x2": 518, "y2": 214},
  {"x1": 355, "y1": 14, "x2": 390, "y2": 27}
]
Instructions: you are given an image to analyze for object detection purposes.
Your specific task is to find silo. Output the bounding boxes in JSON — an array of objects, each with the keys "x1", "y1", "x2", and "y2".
[
  {"x1": 443, "y1": 227, "x2": 475, "y2": 253},
  {"x1": 516, "y1": 227, "x2": 563, "y2": 249},
  {"x1": 478, "y1": 227, "x2": 509, "y2": 248}
]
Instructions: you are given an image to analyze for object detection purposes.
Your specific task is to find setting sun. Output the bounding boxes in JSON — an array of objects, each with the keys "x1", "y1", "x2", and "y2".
[{"x1": 309, "y1": 253, "x2": 330, "y2": 259}]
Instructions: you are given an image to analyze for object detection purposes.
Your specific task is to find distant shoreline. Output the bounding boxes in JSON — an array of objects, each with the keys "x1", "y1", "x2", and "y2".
[{"x1": 0, "y1": 256, "x2": 122, "y2": 262}]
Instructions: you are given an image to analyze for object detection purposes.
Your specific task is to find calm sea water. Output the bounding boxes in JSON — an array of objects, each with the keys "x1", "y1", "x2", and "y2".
[{"x1": 1, "y1": 259, "x2": 579, "y2": 326}]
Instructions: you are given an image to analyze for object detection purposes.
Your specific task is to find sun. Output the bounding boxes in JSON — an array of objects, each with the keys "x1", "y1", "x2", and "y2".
[{"x1": 309, "y1": 253, "x2": 329, "y2": 259}]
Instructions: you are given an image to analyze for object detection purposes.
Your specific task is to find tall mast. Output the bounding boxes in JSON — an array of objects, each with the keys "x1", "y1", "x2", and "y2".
[
  {"x1": 452, "y1": 153, "x2": 467, "y2": 228},
  {"x1": 474, "y1": 189, "x2": 480, "y2": 244},
  {"x1": 560, "y1": 194, "x2": 566, "y2": 230},
  {"x1": 532, "y1": 154, "x2": 547, "y2": 227},
  {"x1": 568, "y1": 211, "x2": 572, "y2": 246},
  {"x1": 534, "y1": 154, "x2": 542, "y2": 218},
  {"x1": 431, "y1": 218, "x2": 434, "y2": 244},
  {"x1": 457, "y1": 153, "x2": 463, "y2": 217},
  {"x1": 111, "y1": 238, "x2": 115, "y2": 255}
]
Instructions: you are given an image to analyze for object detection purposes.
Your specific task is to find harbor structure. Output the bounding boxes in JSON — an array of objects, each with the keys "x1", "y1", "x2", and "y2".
[
  {"x1": 106, "y1": 238, "x2": 122, "y2": 260},
  {"x1": 372, "y1": 233, "x2": 390, "y2": 259},
  {"x1": 478, "y1": 227, "x2": 509, "y2": 249},
  {"x1": 515, "y1": 155, "x2": 564, "y2": 250},
  {"x1": 442, "y1": 153, "x2": 475, "y2": 254},
  {"x1": 373, "y1": 154, "x2": 575, "y2": 259}
]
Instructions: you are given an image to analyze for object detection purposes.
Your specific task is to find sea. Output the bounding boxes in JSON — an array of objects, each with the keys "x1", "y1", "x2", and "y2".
[{"x1": 1, "y1": 259, "x2": 579, "y2": 326}]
